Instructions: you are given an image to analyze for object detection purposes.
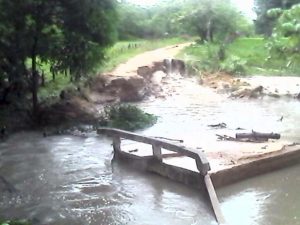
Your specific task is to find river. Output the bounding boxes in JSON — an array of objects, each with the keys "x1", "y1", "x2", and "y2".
[{"x1": 1, "y1": 77, "x2": 300, "y2": 225}]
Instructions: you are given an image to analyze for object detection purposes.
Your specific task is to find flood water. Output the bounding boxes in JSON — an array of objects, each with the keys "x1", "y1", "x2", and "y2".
[
  {"x1": 0, "y1": 133, "x2": 215, "y2": 225},
  {"x1": 1, "y1": 76, "x2": 300, "y2": 225}
]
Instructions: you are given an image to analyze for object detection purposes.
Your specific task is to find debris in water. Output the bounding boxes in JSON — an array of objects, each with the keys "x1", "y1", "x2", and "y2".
[
  {"x1": 277, "y1": 116, "x2": 284, "y2": 122},
  {"x1": 129, "y1": 149, "x2": 138, "y2": 153},
  {"x1": 208, "y1": 123, "x2": 227, "y2": 129}
]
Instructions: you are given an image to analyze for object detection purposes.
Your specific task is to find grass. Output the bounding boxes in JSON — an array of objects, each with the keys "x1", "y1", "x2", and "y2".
[
  {"x1": 226, "y1": 37, "x2": 290, "y2": 75},
  {"x1": 0, "y1": 219, "x2": 31, "y2": 225},
  {"x1": 179, "y1": 37, "x2": 300, "y2": 76},
  {"x1": 98, "y1": 37, "x2": 187, "y2": 73},
  {"x1": 37, "y1": 37, "x2": 187, "y2": 101}
]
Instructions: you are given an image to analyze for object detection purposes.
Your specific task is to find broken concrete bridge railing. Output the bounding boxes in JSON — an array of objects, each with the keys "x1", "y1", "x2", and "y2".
[{"x1": 97, "y1": 128, "x2": 211, "y2": 175}]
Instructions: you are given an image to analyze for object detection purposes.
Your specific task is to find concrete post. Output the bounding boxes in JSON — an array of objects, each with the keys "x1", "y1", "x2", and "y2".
[{"x1": 152, "y1": 144, "x2": 162, "y2": 162}]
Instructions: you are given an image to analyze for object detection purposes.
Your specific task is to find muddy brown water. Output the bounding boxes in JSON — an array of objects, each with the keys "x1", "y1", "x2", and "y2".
[
  {"x1": 0, "y1": 133, "x2": 215, "y2": 225},
  {"x1": 1, "y1": 77, "x2": 300, "y2": 225}
]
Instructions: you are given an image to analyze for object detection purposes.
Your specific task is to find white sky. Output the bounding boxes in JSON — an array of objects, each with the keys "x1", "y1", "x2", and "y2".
[{"x1": 126, "y1": 0, "x2": 256, "y2": 19}]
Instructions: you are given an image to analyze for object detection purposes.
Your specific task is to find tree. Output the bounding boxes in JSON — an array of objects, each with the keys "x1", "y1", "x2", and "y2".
[
  {"x1": 254, "y1": 0, "x2": 300, "y2": 35},
  {"x1": 116, "y1": 0, "x2": 252, "y2": 42},
  {"x1": 179, "y1": 0, "x2": 252, "y2": 42},
  {"x1": 267, "y1": 4, "x2": 300, "y2": 69},
  {"x1": 116, "y1": 0, "x2": 185, "y2": 39},
  {"x1": 0, "y1": 0, "x2": 117, "y2": 117}
]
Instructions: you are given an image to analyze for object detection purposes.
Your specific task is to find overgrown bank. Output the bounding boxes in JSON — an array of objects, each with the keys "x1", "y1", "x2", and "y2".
[
  {"x1": 0, "y1": 38, "x2": 186, "y2": 134},
  {"x1": 179, "y1": 37, "x2": 300, "y2": 77}
]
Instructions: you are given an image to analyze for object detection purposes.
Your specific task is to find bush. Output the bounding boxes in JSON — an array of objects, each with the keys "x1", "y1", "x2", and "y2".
[
  {"x1": 182, "y1": 43, "x2": 248, "y2": 75},
  {"x1": 98, "y1": 104, "x2": 157, "y2": 131},
  {"x1": 220, "y1": 56, "x2": 247, "y2": 75},
  {"x1": 267, "y1": 4, "x2": 300, "y2": 72},
  {"x1": 182, "y1": 43, "x2": 221, "y2": 74}
]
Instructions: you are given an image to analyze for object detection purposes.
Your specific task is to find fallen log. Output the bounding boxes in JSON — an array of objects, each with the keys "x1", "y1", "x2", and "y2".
[
  {"x1": 236, "y1": 131, "x2": 281, "y2": 140},
  {"x1": 208, "y1": 123, "x2": 227, "y2": 129},
  {"x1": 216, "y1": 134, "x2": 236, "y2": 141}
]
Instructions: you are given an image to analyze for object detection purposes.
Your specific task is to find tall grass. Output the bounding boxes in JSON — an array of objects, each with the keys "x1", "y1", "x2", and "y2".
[{"x1": 179, "y1": 37, "x2": 300, "y2": 76}]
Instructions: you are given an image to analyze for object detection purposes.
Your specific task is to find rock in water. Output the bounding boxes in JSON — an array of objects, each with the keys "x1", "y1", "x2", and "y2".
[{"x1": 109, "y1": 76, "x2": 147, "y2": 102}]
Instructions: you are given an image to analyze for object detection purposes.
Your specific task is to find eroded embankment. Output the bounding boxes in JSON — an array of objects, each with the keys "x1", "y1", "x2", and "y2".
[{"x1": 37, "y1": 43, "x2": 190, "y2": 126}]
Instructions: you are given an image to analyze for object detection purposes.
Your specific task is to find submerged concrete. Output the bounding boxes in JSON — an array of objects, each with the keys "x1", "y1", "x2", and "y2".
[{"x1": 107, "y1": 135, "x2": 300, "y2": 189}]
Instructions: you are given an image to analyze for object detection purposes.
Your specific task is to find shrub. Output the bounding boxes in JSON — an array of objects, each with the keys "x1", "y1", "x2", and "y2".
[
  {"x1": 267, "y1": 4, "x2": 300, "y2": 72},
  {"x1": 98, "y1": 104, "x2": 157, "y2": 131},
  {"x1": 220, "y1": 56, "x2": 247, "y2": 75}
]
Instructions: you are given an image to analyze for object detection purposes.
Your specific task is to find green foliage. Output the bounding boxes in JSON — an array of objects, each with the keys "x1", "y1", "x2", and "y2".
[
  {"x1": 267, "y1": 8, "x2": 283, "y2": 18},
  {"x1": 178, "y1": 0, "x2": 253, "y2": 42},
  {"x1": 116, "y1": 0, "x2": 203, "y2": 40},
  {"x1": 220, "y1": 56, "x2": 247, "y2": 75},
  {"x1": 116, "y1": 0, "x2": 253, "y2": 42},
  {"x1": 116, "y1": 1, "x2": 181, "y2": 39},
  {"x1": 0, "y1": 219, "x2": 31, "y2": 225},
  {"x1": 99, "y1": 38, "x2": 187, "y2": 73},
  {"x1": 226, "y1": 38, "x2": 268, "y2": 69},
  {"x1": 180, "y1": 37, "x2": 300, "y2": 76},
  {"x1": 99, "y1": 104, "x2": 157, "y2": 131},
  {"x1": 267, "y1": 4, "x2": 300, "y2": 70},
  {"x1": 0, "y1": 0, "x2": 117, "y2": 114},
  {"x1": 254, "y1": 0, "x2": 300, "y2": 35},
  {"x1": 184, "y1": 44, "x2": 221, "y2": 73},
  {"x1": 180, "y1": 42, "x2": 247, "y2": 75}
]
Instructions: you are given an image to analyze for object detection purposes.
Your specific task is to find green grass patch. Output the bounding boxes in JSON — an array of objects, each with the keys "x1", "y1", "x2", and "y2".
[
  {"x1": 0, "y1": 219, "x2": 31, "y2": 225},
  {"x1": 179, "y1": 37, "x2": 300, "y2": 76},
  {"x1": 98, "y1": 104, "x2": 157, "y2": 131},
  {"x1": 98, "y1": 37, "x2": 188, "y2": 73}
]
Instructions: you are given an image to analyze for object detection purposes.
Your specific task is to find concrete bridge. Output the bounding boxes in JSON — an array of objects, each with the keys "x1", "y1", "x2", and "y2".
[
  {"x1": 98, "y1": 128, "x2": 226, "y2": 224},
  {"x1": 98, "y1": 128, "x2": 300, "y2": 225}
]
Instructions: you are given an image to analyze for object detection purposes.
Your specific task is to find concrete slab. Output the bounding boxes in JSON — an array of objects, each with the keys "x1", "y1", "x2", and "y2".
[{"x1": 118, "y1": 140, "x2": 300, "y2": 188}]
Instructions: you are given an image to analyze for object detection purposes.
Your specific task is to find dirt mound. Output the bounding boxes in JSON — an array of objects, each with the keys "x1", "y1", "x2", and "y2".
[{"x1": 38, "y1": 97, "x2": 99, "y2": 126}]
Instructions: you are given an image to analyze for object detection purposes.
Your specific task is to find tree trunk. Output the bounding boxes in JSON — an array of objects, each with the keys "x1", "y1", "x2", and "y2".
[
  {"x1": 41, "y1": 71, "x2": 45, "y2": 87},
  {"x1": 197, "y1": 28, "x2": 206, "y2": 43},
  {"x1": 52, "y1": 71, "x2": 56, "y2": 81},
  {"x1": 206, "y1": 18, "x2": 212, "y2": 42},
  {"x1": 236, "y1": 131, "x2": 281, "y2": 140},
  {"x1": 31, "y1": 36, "x2": 39, "y2": 117}
]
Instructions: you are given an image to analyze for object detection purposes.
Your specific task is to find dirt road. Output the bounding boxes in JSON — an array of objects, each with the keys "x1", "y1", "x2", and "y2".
[{"x1": 106, "y1": 43, "x2": 191, "y2": 77}]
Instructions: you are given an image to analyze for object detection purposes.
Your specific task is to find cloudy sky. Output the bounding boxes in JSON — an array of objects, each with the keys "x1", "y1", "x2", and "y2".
[{"x1": 126, "y1": 0, "x2": 256, "y2": 19}]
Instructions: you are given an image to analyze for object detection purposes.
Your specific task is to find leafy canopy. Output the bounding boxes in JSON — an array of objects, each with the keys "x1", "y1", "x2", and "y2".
[
  {"x1": 267, "y1": 4, "x2": 300, "y2": 68},
  {"x1": 254, "y1": 0, "x2": 300, "y2": 35},
  {"x1": 0, "y1": 0, "x2": 117, "y2": 114}
]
